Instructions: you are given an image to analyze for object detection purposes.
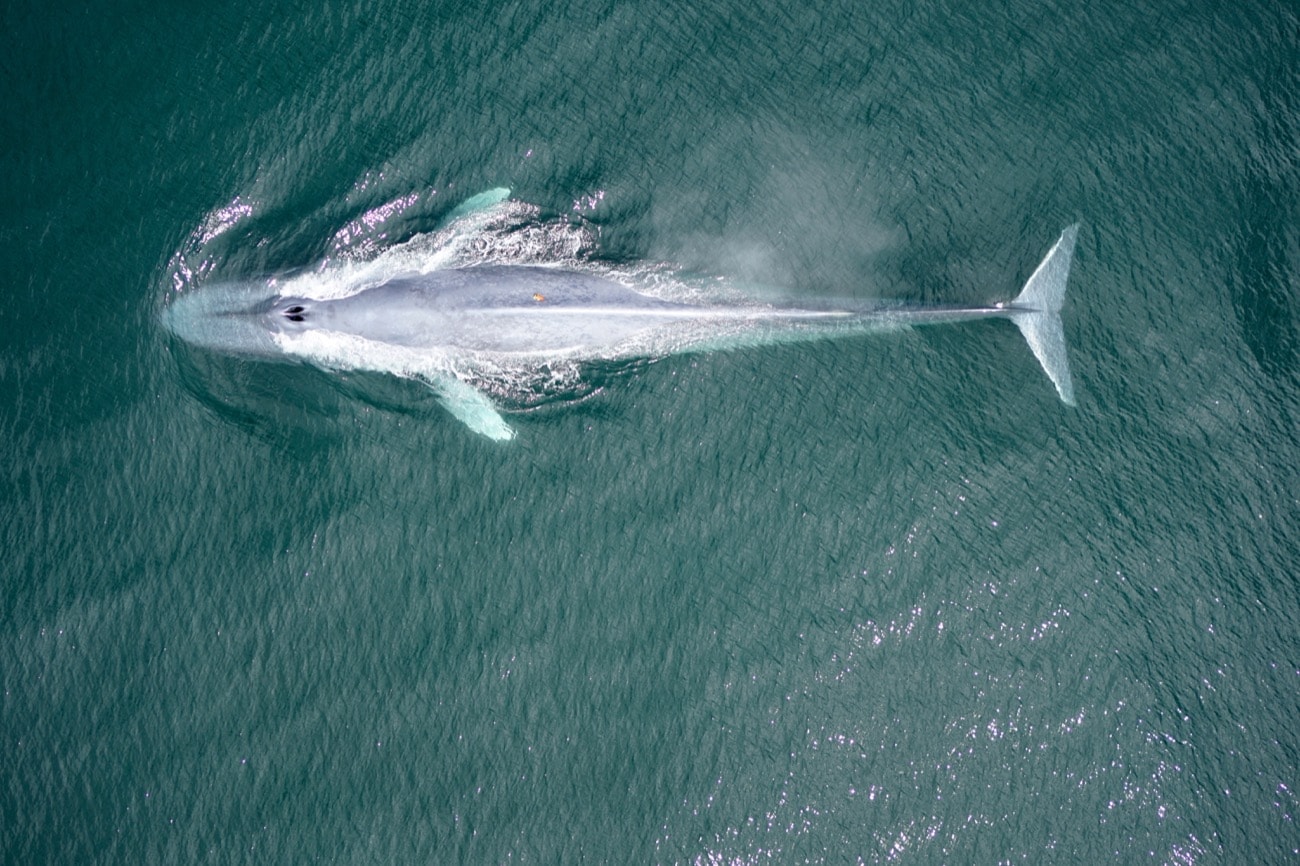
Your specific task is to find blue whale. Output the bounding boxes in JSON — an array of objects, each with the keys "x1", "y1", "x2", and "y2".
[{"x1": 164, "y1": 199, "x2": 1078, "y2": 441}]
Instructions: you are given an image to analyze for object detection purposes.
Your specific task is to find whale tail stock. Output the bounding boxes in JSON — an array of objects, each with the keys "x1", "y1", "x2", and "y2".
[{"x1": 1007, "y1": 224, "x2": 1079, "y2": 405}]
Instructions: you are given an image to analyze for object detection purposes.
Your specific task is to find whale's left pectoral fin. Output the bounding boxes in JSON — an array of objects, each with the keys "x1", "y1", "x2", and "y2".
[{"x1": 426, "y1": 375, "x2": 516, "y2": 441}]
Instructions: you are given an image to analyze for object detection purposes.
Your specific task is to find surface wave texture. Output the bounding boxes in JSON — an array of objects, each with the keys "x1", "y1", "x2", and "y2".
[{"x1": 3, "y1": 0, "x2": 1297, "y2": 863}]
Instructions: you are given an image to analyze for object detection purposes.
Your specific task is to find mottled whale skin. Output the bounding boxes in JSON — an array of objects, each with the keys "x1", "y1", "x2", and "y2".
[{"x1": 164, "y1": 210, "x2": 1079, "y2": 440}]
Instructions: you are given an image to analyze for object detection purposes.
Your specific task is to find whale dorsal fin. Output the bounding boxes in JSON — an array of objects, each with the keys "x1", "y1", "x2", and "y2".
[{"x1": 426, "y1": 375, "x2": 516, "y2": 441}]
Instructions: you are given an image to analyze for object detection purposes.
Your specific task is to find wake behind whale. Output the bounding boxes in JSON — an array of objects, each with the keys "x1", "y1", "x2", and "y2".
[{"x1": 163, "y1": 189, "x2": 1079, "y2": 440}]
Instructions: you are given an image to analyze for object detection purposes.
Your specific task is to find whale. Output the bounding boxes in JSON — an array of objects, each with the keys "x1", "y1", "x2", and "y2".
[{"x1": 164, "y1": 194, "x2": 1079, "y2": 441}]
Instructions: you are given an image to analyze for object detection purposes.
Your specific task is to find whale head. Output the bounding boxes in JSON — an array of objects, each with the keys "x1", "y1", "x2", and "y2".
[{"x1": 162, "y1": 281, "x2": 287, "y2": 358}]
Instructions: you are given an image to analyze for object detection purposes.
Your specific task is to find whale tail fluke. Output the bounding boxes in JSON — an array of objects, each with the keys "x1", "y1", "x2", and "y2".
[{"x1": 1008, "y1": 224, "x2": 1079, "y2": 405}]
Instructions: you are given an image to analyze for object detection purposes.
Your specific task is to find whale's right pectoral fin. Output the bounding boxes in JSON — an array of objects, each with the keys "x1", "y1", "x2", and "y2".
[
  {"x1": 441, "y1": 188, "x2": 511, "y2": 226},
  {"x1": 426, "y1": 375, "x2": 516, "y2": 441}
]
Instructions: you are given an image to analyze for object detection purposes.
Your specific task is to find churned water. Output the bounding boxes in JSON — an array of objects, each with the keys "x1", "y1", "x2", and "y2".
[{"x1": 3, "y1": 0, "x2": 1296, "y2": 862}]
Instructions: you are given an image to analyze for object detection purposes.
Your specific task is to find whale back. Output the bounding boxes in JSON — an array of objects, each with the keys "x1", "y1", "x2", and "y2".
[{"x1": 319, "y1": 266, "x2": 700, "y2": 354}]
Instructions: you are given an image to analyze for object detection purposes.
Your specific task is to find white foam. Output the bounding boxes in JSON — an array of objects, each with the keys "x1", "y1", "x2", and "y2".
[{"x1": 276, "y1": 195, "x2": 728, "y2": 311}]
